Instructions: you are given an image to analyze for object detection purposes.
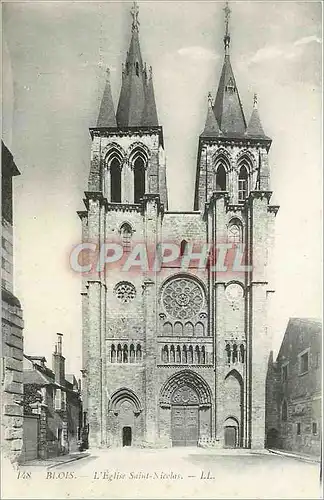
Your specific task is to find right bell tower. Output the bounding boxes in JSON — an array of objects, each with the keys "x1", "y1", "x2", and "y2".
[{"x1": 194, "y1": 2, "x2": 279, "y2": 448}]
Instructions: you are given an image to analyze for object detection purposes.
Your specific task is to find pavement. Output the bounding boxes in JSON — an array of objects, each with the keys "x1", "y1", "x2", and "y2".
[
  {"x1": 19, "y1": 451, "x2": 90, "y2": 469},
  {"x1": 268, "y1": 447, "x2": 321, "y2": 464},
  {"x1": 3, "y1": 447, "x2": 321, "y2": 499}
]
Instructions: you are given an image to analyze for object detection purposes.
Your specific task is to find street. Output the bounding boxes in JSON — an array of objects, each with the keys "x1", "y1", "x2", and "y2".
[{"x1": 2, "y1": 448, "x2": 321, "y2": 499}]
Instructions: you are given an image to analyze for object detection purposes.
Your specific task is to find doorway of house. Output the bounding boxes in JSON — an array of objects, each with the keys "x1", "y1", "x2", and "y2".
[
  {"x1": 224, "y1": 426, "x2": 237, "y2": 448},
  {"x1": 122, "y1": 426, "x2": 132, "y2": 446}
]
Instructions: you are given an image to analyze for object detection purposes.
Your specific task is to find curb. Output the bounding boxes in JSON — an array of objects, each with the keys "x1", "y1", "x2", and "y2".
[
  {"x1": 47, "y1": 453, "x2": 91, "y2": 469},
  {"x1": 268, "y1": 448, "x2": 320, "y2": 464}
]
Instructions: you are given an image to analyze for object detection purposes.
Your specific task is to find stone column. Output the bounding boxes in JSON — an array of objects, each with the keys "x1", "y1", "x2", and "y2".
[
  {"x1": 249, "y1": 192, "x2": 271, "y2": 449},
  {"x1": 85, "y1": 194, "x2": 104, "y2": 448},
  {"x1": 142, "y1": 194, "x2": 160, "y2": 445},
  {"x1": 212, "y1": 192, "x2": 228, "y2": 446}
]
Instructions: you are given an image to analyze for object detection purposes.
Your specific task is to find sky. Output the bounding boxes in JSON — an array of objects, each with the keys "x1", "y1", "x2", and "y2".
[{"x1": 2, "y1": 1, "x2": 322, "y2": 376}]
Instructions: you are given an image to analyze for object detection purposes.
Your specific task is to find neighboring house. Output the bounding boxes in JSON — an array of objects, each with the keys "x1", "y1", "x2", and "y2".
[
  {"x1": 266, "y1": 318, "x2": 322, "y2": 457},
  {"x1": 22, "y1": 333, "x2": 82, "y2": 460},
  {"x1": 1, "y1": 141, "x2": 24, "y2": 464}
]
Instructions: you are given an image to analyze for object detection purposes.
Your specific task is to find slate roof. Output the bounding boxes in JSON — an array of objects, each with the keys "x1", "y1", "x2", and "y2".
[
  {"x1": 97, "y1": 69, "x2": 117, "y2": 127},
  {"x1": 213, "y1": 55, "x2": 246, "y2": 137}
]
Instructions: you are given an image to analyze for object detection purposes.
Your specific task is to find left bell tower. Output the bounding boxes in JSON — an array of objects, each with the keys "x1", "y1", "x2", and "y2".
[
  {"x1": 79, "y1": 1, "x2": 167, "y2": 447},
  {"x1": 87, "y1": 1, "x2": 167, "y2": 206}
]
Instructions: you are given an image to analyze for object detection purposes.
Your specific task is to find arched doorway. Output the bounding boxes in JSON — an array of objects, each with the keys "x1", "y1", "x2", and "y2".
[
  {"x1": 224, "y1": 417, "x2": 239, "y2": 448},
  {"x1": 122, "y1": 426, "x2": 132, "y2": 447},
  {"x1": 107, "y1": 388, "x2": 143, "y2": 447},
  {"x1": 171, "y1": 385, "x2": 199, "y2": 447}
]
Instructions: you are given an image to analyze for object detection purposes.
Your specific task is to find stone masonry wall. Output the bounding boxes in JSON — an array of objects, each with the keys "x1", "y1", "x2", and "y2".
[{"x1": 1, "y1": 293, "x2": 24, "y2": 463}]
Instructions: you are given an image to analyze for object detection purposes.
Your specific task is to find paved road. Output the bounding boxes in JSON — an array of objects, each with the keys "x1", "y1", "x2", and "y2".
[{"x1": 3, "y1": 448, "x2": 321, "y2": 499}]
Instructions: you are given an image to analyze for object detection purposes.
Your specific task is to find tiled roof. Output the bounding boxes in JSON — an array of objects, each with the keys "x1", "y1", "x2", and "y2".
[{"x1": 23, "y1": 369, "x2": 54, "y2": 386}]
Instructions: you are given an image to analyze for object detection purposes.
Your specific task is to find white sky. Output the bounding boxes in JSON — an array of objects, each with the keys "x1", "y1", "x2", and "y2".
[{"x1": 3, "y1": 1, "x2": 322, "y2": 376}]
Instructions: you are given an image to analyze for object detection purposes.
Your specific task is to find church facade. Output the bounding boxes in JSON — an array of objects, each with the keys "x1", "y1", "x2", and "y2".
[{"x1": 79, "y1": 3, "x2": 279, "y2": 449}]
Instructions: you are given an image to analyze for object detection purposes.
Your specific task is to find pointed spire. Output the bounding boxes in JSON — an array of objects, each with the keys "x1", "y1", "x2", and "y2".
[
  {"x1": 246, "y1": 93, "x2": 268, "y2": 137},
  {"x1": 116, "y1": 2, "x2": 148, "y2": 127},
  {"x1": 213, "y1": 2, "x2": 246, "y2": 136},
  {"x1": 142, "y1": 66, "x2": 159, "y2": 126},
  {"x1": 201, "y1": 92, "x2": 221, "y2": 137},
  {"x1": 97, "y1": 68, "x2": 117, "y2": 127},
  {"x1": 223, "y1": 2, "x2": 231, "y2": 55},
  {"x1": 131, "y1": 1, "x2": 140, "y2": 32},
  {"x1": 116, "y1": 3, "x2": 159, "y2": 128}
]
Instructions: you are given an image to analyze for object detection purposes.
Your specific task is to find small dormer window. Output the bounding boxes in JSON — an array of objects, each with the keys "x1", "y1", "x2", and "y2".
[
  {"x1": 226, "y1": 77, "x2": 235, "y2": 94},
  {"x1": 135, "y1": 61, "x2": 139, "y2": 76}
]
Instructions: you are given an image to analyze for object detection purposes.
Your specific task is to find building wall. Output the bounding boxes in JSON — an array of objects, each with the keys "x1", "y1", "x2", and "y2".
[
  {"x1": 266, "y1": 318, "x2": 322, "y2": 457},
  {"x1": 1, "y1": 142, "x2": 24, "y2": 464},
  {"x1": 81, "y1": 84, "x2": 277, "y2": 449}
]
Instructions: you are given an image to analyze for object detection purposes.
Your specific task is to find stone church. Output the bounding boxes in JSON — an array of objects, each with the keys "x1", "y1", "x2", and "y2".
[{"x1": 79, "y1": 3, "x2": 279, "y2": 449}]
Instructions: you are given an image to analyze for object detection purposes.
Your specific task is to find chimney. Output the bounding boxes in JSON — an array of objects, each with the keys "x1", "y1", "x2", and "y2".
[{"x1": 52, "y1": 333, "x2": 65, "y2": 385}]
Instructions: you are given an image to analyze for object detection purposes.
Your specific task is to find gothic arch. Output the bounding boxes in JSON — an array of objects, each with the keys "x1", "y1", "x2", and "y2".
[
  {"x1": 103, "y1": 143, "x2": 126, "y2": 167},
  {"x1": 224, "y1": 415, "x2": 239, "y2": 426},
  {"x1": 236, "y1": 150, "x2": 256, "y2": 172},
  {"x1": 128, "y1": 142, "x2": 150, "y2": 168},
  {"x1": 118, "y1": 221, "x2": 134, "y2": 234},
  {"x1": 108, "y1": 388, "x2": 143, "y2": 416},
  {"x1": 225, "y1": 368, "x2": 243, "y2": 385},
  {"x1": 159, "y1": 370, "x2": 212, "y2": 408},
  {"x1": 227, "y1": 218, "x2": 243, "y2": 244},
  {"x1": 212, "y1": 147, "x2": 231, "y2": 170}
]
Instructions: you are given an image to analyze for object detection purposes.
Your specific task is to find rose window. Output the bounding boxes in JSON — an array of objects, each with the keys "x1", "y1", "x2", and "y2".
[
  {"x1": 162, "y1": 278, "x2": 204, "y2": 319},
  {"x1": 114, "y1": 282, "x2": 136, "y2": 303}
]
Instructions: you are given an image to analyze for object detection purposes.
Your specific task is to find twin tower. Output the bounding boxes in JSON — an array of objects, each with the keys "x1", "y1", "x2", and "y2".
[{"x1": 79, "y1": 3, "x2": 279, "y2": 449}]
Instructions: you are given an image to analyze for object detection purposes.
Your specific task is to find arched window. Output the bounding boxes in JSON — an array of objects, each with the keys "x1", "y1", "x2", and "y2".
[
  {"x1": 163, "y1": 322, "x2": 172, "y2": 336},
  {"x1": 232, "y1": 344, "x2": 238, "y2": 363},
  {"x1": 182, "y1": 345, "x2": 187, "y2": 364},
  {"x1": 170, "y1": 345, "x2": 175, "y2": 363},
  {"x1": 136, "y1": 344, "x2": 142, "y2": 362},
  {"x1": 135, "y1": 61, "x2": 139, "y2": 77},
  {"x1": 123, "y1": 344, "x2": 128, "y2": 363},
  {"x1": 238, "y1": 166, "x2": 248, "y2": 202},
  {"x1": 174, "y1": 322, "x2": 183, "y2": 336},
  {"x1": 225, "y1": 343, "x2": 231, "y2": 364},
  {"x1": 117, "y1": 344, "x2": 122, "y2": 363},
  {"x1": 134, "y1": 157, "x2": 146, "y2": 203},
  {"x1": 228, "y1": 221, "x2": 242, "y2": 244},
  {"x1": 130, "y1": 344, "x2": 135, "y2": 363},
  {"x1": 180, "y1": 240, "x2": 188, "y2": 257},
  {"x1": 216, "y1": 163, "x2": 226, "y2": 191},
  {"x1": 282, "y1": 400, "x2": 288, "y2": 421},
  {"x1": 110, "y1": 158, "x2": 121, "y2": 202},
  {"x1": 184, "y1": 322, "x2": 194, "y2": 336},
  {"x1": 201, "y1": 346, "x2": 206, "y2": 365},
  {"x1": 176, "y1": 345, "x2": 181, "y2": 363},
  {"x1": 195, "y1": 322, "x2": 204, "y2": 337},
  {"x1": 188, "y1": 346, "x2": 193, "y2": 364},
  {"x1": 162, "y1": 345, "x2": 169, "y2": 363},
  {"x1": 239, "y1": 344, "x2": 245, "y2": 363},
  {"x1": 195, "y1": 346, "x2": 200, "y2": 364},
  {"x1": 120, "y1": 223, "x2": 132, "y2": 253},
  {"x1": 111, "y1": 344, "x2": 116, "y2": 363}
]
